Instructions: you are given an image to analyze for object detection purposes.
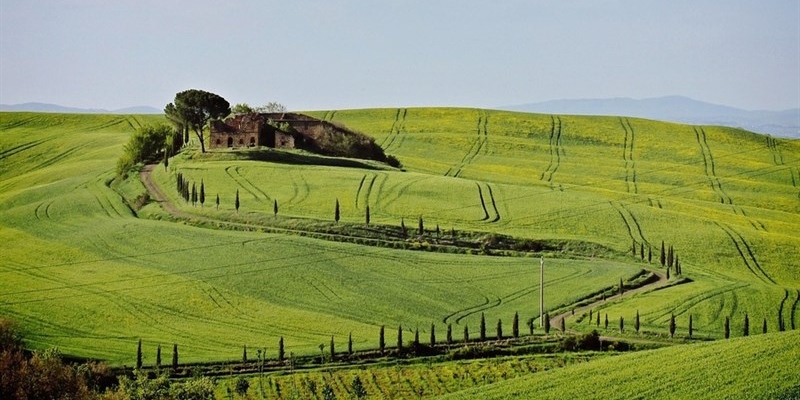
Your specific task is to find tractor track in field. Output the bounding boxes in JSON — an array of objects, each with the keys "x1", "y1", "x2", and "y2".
[
  {"x1": 486, "y1": 184, "x2": 501, "y2": 223},
  {"x1": 476, "y1": 183, "x2": 491, "y2": 221},
  {"x1": 446, "y1": 110, "x2": 488, "y2": 178},
  {"x1": 354, "y1": 173, "x2": 377, "y2": 210},
  {"x1": 539, "y1": 115, "x2": 562, "y2": 185},
  {"x1": 620, "y1": 118, "x2": 639, "y2": 194},
  {"x1": 225, "y1": 165, "x2": 271, "y2": 201},
  {"x1": 0, "y1": 139, "x2": 50, "y2": 160},
  {"x1": 765, "y1": 136, "x2": 785, "y2": 166},
  {"x1": 715, "y1": 222, "x2": 775, "y2": 285},
  {"x1": 610, "y1": 201, "x2": 650, "y2": 248},
  {"x1": 778, "y1": 289, "x2": 789, "y2": 331},
  {"x1": 355, "y1": 174, "x2": 367, "y2": 209},
  {"x1": 382, "y1": 108, "x2": 407, "y2": 152},
  {"x1": 696, "y1": 127, "x2": 766, "y2": 231}
]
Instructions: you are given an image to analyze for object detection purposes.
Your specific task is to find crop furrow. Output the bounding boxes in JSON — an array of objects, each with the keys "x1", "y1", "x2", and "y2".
[
  {"x1": 626, "y1": 119, "x2": 639, "y2": 194},
  {"x1": 791, "y1": 289, "x2": 799, "y2": 330},
  {"x1": 451, "y1": 111, "x2": 487, "y2": 178},
  {"x1": 476, "y1": 183, "x2": 491, "y2": 221},
  {"x1": 354, "y1": 174, "x2": 367, "y2": 209},
  {"x1": 380, "y1": 108, "x2": 402, "y2": 148},
  {"x1": 540, "y1": 115, "x2": 556, "y2": 182},
  {"x1": 0, "y1": 139, "x2": 48, "y2": 160},
  {"x1": 715, "y1": 223, "x2": 771, "y2": 285},
  {"x1": 487, "y1": 183, "x2": 501, "y2": 223},
  {"x1": 454, "y1": 297, "x2": 501, "y2": 324},
  {"x1": 730, "y1": 228, "x2": 775, "y2": 284},
  {"x1": 778, "y1": 289, "x2": 789, "y2": 331},
  {"x1": 363, "y1": 174, "x2": 377, "y2": 208},
  {"x1": 551, "y1": 116, "x2": 563, "y2": 180},
  {"x1": 610, "y1": 202, "x2": 636, "y2": 245}
]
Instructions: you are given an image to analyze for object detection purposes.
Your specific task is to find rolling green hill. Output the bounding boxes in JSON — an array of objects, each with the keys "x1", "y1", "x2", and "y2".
[{"x1": 1, "y1": 108, "x2": 798, "y2": 371}]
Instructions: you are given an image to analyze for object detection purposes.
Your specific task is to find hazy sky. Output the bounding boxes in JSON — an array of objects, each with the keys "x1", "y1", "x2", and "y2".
[{"x1": 1, "y1": 0, "x2": 798, "y2": 111}]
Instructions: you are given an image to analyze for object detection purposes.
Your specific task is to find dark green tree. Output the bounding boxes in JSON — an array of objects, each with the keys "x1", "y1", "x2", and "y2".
[
  {"x1": 430, "y1": 323, "x2": 436, "y2": 346},
  {"x1": 632, "y1": 239, "x2": 637, "y2": 257},
  {"x1": 436, "y1": 224, "x2": 440, "y2": 238},
  {"x1": 689, "y1": 314, "x2": 693, "y2": 338},
  {"x1": 191, "y1": 183, "x2": 197, "y2": 206},
  {"x1": 330, "y1": 336, "x2": 335, "y2": 362},
  {"x1": 596, "y1": 311, "x2": 600, "y2": 327},
  {"x1": 348, "y1": 332, "x2": 353, "y2": 355},
  {"x1": 234, "y1": 377, "x2": 250, "y2": 397},
  {"x1": 560, "y1": 316, "x2": 566, "y2": 332},
  {"x1": 544, "y1": 313, "x2": 551, "y2": 334},
  {"x1": 497, "y1": 319, "x2": 503, "y2": 339},
  {"x1": 414, "y1": 328, "x2": 419, "y2": 347},
  {"x1": 668, "y1": 245, "x2": 674, "y2": 268},
  {"x1": 334, "y1": 198, "x2": 340, "y2": 223},
  {"x1": 278, "y1": 337, "x2": 285, "y2": 362},
  {"x1": 648, "y1": 246, "x2": 652, "y2": 263},
  {"x1": 604, "y1": 314, "x2": 609, "y2": 330},
  {"x1": 273, "y1": 199, "x2": 278, "y2": 217},
  {"x1": 156, "y1": 344, "x2": 161, "y2": 369},
  {"x1": 215, "y1": 194, "x2": 219, "y2": 210},
  {"x1": 619, "y1": 316, "x2": 624, "y2": 333},
  {"x1": 660, "y1": 240, "x2": 666, "y2": 266},
  {"x1": 675, "y1": 254, "x2": 680, "y2": 275},
  {"x1": 447, "y1": 324, "x2": 453, "y2": 344},
  {"x1": 172, "y1": 343, "x2": 178, "y2": 371},
  {"x1": 401, "y1": 218, "x2": 407, "y2": 238},
  {"x1": 365, "y1": 205, "x2": 370, "y2": 225},
  {"x1": 163, "y1": 147, "x2": 169, "y2": 170},
  {"x1": 169, "y1": 89, "x2": 231, "y2": 153},
  {"x1": 199, "y1": 180, "x2": 205, "y2": 206},
  {"x1": 235, "y1": 189, "x2": 240, "y2": 212},
  {"x1": 379, "y1": 326, "x2": 385, "y2": 354},
  {"x1": 418, "y1": 216, "x2": 424, "y2": 236},
  {"x1": 724, "y1": 316, "x2": 730, "y2": 339},
  {"x1": 242, "y1": 344, "x2": 247, "y2": 363},
  {"x1": 589, "y1": 309, "x2": 593, "y2": 321},
  {"x1": 527, "y1": 318, "x2": 534, "y2": 335},
  {"x1": 640, "y1": 243, "x2": 645, "y2": 260},
  {"x1": 512, "y1": 312, "x2": 520, "y2": 338},
  {"x1": 762, "y1": 318, "x2": 767, "y2": 334},
  {"x1": 667, "y1": 267, "x2": 671, "y2": 280},
  {"x1": 351, "y1": 376, "x2": 367, "y2": 399},
  {"x1": 463, "y1": 324, "x2": 469, "y2": 342},
  {"x1": 480, "y1": 312, "x2": 486, "y2": 341},
  {"x1": 635, "y1": 310, "x2": 640, "y2": 333},
  {"x1": 397, "y1": 326, "x2": 403, "y2": 350},
  {"x1": 670, "y1": 314, "x2": 676, "y2": 338},
  {"x1": 743, "y1": 313, "x2": 749, "y2": 337},
  {"x1": 619, "y1": 278, "x2": 624, "y2": 296},
  {"x1": 136, "y1": 339, "x2": 143, "y2": 369}
]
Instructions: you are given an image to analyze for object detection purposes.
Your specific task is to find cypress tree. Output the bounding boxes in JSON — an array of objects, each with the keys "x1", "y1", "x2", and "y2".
[
  {"x1": 668, "y1": 245, "x2": 674, "y2": 268},
  {"x1": 418, "y1": 216, "x2": 424, "y2": 236},
  {"x1": 172, "y1": 343, "x2": 178, "y2": 371},
  {"x1": 164, "y1": 148, "x2": 169, "y2": 170},
  {"x1": 528, "y1": 318, "x2": 534, "y2": 335},
  {"x1": 596, "y1": 311, "x2": 600, "y2": 327},
  {"x1": 589, "y1": 309, "x2": 593, "y2": 321},
  {"x1": 619, "y1": 278, "x2": 624, "y2": 296},
  {"x1": 512, "y1": 312, "x2": 520, "y2": 338},
  {"x1": 397, "y1": 326, "x2": 403, "y2": 350},
  {"x1": 689, "y1": 314, "x2": 693, "y2": 338},
  {"x1": 379, "y1": 326, "x2": 385, "y2": 354},
  {"x1": 544, "y1": 313, "x2": 551, "y2": 334},
  {"x1": 619, "y1": 316, "x2": 624, "y2": 333},
  {"x1": 604, "y1": 314, "x2": 609, "y2": 330},
  {"x1": 640, "y1": 243, "x2": 645, "y2": 260},
  {"x1": 497, "y1": 319, "x2": 503, "y2": 339},
  {"x1": 447, "y1": 324, "x2": 453, "y2": 344},
  {"x1": 632, "y1": 240, "x2": 637, "y2": 257},
  {"x1": 191, "y1": 183, "x2": 197, "y2": 205},
  {"x1": 430, "y1": 323, "x2": 436, "y2": 347},
  {"x1": 451, "y1": 227, "x2": 456, "y2": 239},
  {"x1": 215, "y1": 194, "x2": 219, "y2": 210},
  {"x1": 273, "y1": 199, "x2": 278, "y2": 217},
  {"x1": 635, "y1": 310, "x2": 640, "y2": 333},
  {"x1": 560, "y1": 317, "x2": 566, "y2": 332},
  {"x1": 278, "y1": 337, "x2": 285, "y2": 362},
  {"x1": 660, "y1": 240, "x2": 666, "y2": 266},
  {"x1": 463, "y1": 324, "x2": 469, "y2": 342},
  {"x1": 436, "y1": 224, "x2": 440, "y2": 238},
  {"x1": 762, "y1": 318, "x2": 767, "y2": 334},
  {"x1": 334, "y1": 198, "x2": 340, "y2": 223},
  {"x1": 330, "y1": 336, "x2": 335, "y2": 362},
  {"x1": 235, "y1": 189, "x2": 240, "y2": 212},
  {"x1": 648, "y1": 246, "x2": 652, "y2": 263},
  {"x1": 666, "y1": 267, "x2": 671, "y2": 280},
  {"x1": 243, "y1": 345, "x2": 247, "y2": 363},
  {"x1": 743, "y1": 313, "x2": 749, "y2": 337},
  {"x1": 156, "y1": 344, "x2": 161, "y2": 368},
  {"x1": 480, "y1": 312, "x2": 486, "y2": 341},
  {"x1": 136, "y1": 339, "x2": 143, "y2": 369},
  {"x1": 724, "y1": 316, "x2": 730, "y2": 339},
  {"x1": 675, "y1": 255, "x2": 680, "y2": 275},
  {"x1": 669, "y1": 314, "x2": 676, "y2": 338},
  {"x1": 365, "y1": 205, "x2": 370, "y2": 225},
  {"x1": 401, "y1": 219, "x2": 407, "y2": 238},
  {"x1": 348, "y1": 332, "x2": 353, "y2": 355},
  {"x1": 199, "y1": 180, "x2": 205, "y2": 206},
  {"x1": 414, "y1": 328, "x2": 419, "y2": 346}
]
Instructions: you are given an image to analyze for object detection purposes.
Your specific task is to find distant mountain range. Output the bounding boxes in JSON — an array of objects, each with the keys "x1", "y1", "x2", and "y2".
[
  {"x1": 500, "y1": 96, "x2": 799, "y2": 139},
  {"x1": 0, "y1": 102, "x2": 161, "y2": 114}
]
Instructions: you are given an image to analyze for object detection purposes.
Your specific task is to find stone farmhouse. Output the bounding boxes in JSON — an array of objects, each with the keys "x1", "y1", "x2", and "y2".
[{"x1": 209, "y1": 112, "x2": 329, "y2": 150}]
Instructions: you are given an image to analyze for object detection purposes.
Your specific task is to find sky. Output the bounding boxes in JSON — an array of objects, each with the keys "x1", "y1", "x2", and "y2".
[{"x1": 1, "y1": 0, "x2": 798, "y2": 112}]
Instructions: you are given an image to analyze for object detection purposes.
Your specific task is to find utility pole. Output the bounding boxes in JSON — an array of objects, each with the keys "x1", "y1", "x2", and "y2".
[{"x1": 539, "y1": 257, "x2": 545, "y2": 327}]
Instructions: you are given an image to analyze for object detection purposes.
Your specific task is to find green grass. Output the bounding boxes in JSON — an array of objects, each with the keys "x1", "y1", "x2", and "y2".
[
  {"x1": 1, "y1": 107, "x2": 799, "y2": 374},
  {"x1": 434, "y1": 330, "x2": 800, "y2": 400},
  {"x1": 0, "y1": 112, "x2": 640, "y2": 365}
]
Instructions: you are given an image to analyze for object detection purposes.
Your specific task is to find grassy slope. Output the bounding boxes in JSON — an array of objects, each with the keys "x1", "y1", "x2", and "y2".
[
  {"x1": 434, "y1": 330, "x2": 800, "y2": 400},
  {"x1": 0, "y1": 112, "x2": 639, "y2": 364}
]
